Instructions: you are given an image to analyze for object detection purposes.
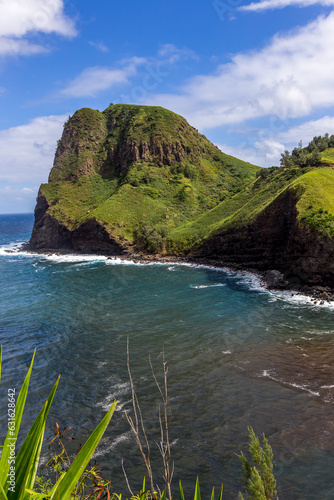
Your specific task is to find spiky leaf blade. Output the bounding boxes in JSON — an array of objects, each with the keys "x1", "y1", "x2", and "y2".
[
  {"x1": 194, "y1": 477, "x2": 201, "y2": 500},
  {"x1": 0, "y1": 350, "x2": 36, "y2": 490},
  {"x1": 179, "y1": 480, "x2": 185, "y2": 500},
  {"x1": 7, "y1": 375, "x2": 60, "y2": 499}
]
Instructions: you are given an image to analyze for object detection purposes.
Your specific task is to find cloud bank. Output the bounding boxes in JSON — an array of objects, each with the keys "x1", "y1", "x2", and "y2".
[
  {"x1": 0, "y1": 0, "x2": 76, "y2": 56},
  {"x1": 0, "y1": 114, "x2": 67, "y2": 184},
  {"x1": 144, "y1": 12, "x2": 334, "y2": 131}
]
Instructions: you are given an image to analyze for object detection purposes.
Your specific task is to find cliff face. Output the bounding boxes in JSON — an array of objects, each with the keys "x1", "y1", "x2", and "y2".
[
  {"x1": 49, "y1": 105, "x2": 229, "y2": 182},
  {"x1": 196, "y1": 188, "x2": 334, "y2": 288},
  {"x1": 30, "y1": 190, "x2": 125, "y2": 255},
  {"x1": 29, "y1": 103, "x2": 260, "y2": 255}
]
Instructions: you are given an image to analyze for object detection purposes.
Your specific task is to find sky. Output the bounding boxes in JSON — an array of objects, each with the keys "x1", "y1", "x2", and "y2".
[{"x1": 1, "y1": 1, "x2": 334, "y2": 213}]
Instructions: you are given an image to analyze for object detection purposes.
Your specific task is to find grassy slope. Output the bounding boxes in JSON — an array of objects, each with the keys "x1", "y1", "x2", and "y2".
[
  {"x1": 167, "y1": 166, "x2": 334, "y2": 252},
  {"x1": 41, "y1": 104, "x2": 260, "y2": 247},
  {"x1": 319, "y1": 147, "x2": 334, "y2": 164},
  {"x1": 295, "y1": 167, "x2": 334, "y2": 237},
  {"x1": 40, "y1": 104, "x2": 334, "y2": 254}
]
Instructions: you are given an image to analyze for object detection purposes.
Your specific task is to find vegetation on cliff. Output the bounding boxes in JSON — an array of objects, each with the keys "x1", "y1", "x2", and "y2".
[
  {"x1": 30, "y1": 105, "x2": 334, "y2": 287},
  {"x1": 33, "y1": 104, "x2": 260, "y2": 252}
]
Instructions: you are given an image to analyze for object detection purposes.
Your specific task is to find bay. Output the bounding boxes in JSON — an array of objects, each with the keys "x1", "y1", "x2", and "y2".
[{"x1": 0, "y1": 213, "x2": 334, "y2": 498}]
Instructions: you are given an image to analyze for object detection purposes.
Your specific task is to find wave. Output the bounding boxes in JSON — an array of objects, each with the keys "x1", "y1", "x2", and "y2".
[
  {"x1": 261, "y1": 369, "x2": 321, "y2": 397},
  {"x1": 234, "y1": 271, "x2": 268, "y2": 293},
  {"x1": 0, "y1": 242, "x2": 28, "y2": 256},
  {"x1": 270, "y1": 290, "x2": 334, "y2": 310},
  {"x1": 93, "y1": 432, "x2": 131, "y2": 458},
  {"x1": 2, "y1": 241, "x2": 334, "y2": 309},
  {"x1": 190, "y1": 283, "x2": 226, "y2": 289},
  {"x1": 95, "y1": 382, "x2": 131, "y2": 412}
]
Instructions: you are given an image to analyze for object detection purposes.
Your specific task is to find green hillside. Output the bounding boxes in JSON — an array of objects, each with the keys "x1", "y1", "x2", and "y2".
[
  {"x1": 166, "y1": 164, "x2": 334, "y2": 252},
  {"x1": 38, "y1": 104, "x2": 260, "y2": 252},
  {"x1": 30, "y1": 107, "x2": 334, "y2": 289}
]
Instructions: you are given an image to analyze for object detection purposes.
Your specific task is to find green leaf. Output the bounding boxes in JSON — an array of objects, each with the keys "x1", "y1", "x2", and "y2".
[
  {"x1": 179, "y1": 480, "x2": 185, "y2": 500},
  {"x1": 7, "y1": 375, "x2": 60, "y2": 499},
  {"x1": 0, "y1": 480, "x2": 8, "y2": 500},
  {"x1": 140, "y1": 477, "x2": 146, "y2": 500},
  {"x1": 210, "y1": 487, "x2": 215, "y2": 500},
  {"x1": 194, "y1": 477, "x2": 201, "y2": 500},
  {"x1": 217, "y1": 484, "x2": 223, "y2": 500},
  {"x1": 48, "y1": 400, "x2": 117, "y2": 500},
  {"x1": 160, "y1": 488, "x2": 166, "y2": 500},
  {"x1": 0, "y1": 350, "x2": 36, "y2": 491}
]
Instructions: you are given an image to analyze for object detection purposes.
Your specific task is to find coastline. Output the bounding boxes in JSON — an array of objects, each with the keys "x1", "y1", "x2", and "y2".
[{"x1": 18, "y1": 242, "x2": 334, "y2": 303}]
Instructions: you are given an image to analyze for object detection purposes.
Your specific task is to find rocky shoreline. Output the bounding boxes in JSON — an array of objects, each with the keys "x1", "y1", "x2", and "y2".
[{"x1": 19, "y1": 243, "x2": 334, "y2": 303}]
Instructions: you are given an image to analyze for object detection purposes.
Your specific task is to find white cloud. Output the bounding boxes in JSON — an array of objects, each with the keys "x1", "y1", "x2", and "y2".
[
  {"x1": 21, "y1": 187, "x2": 35, "y2": 194},
  {"x1": 278, "y1": 115, "x2": 334, "y2": 145},
  {"x1": 216, "y1": 138, "x2": 285, "y2": 168},
  {"x1": 0, "y1": 0, "x2": 76, "y2": 38},
  {"x1": 61, "y1": 58, "x2": 147, "y2": 98},
  {"x1": 240, "y1": 0, "x2": 334, "y2": 12},
  {"x1": 61, "y1": 67, "x2": 132, "y2": 98},
  {"x1": 88, "y1": 41, "x2": 109, "y2": 53},
  {"x1": 0, "y1": 114, "x2": 67, "y2": 184},
  {"x1": 215, "y1": 114, "x2": 334, "y2": 168},
  {"x1": 0, "y1": 0, "x2": 76, "y2": 56},
  {"x1": 0, "y1": 37, "x2": 47, "y2": 55},
  {"x1": 0, "y1": 184, "x2": 38, "y2": 213},
  {"x1": 144, "y1": 12, "x2": 334, "y2": 131},
  {"x1": 158, "y1": 44, "x2": 197, "y2": 64}
]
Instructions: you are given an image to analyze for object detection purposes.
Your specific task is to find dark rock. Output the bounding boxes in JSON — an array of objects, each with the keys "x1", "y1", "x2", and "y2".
[
  {"x1": 29, "y1": 190, "x2": 124, "y2": 255},
  {"x1": 196, "y1": 189, "x2": 334, "y2": 290}
]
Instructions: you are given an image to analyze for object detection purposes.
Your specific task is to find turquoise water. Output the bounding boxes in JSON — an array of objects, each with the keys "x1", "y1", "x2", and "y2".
[{"x1": 1, "y1": 214, "x2": 334, "y2": 498}]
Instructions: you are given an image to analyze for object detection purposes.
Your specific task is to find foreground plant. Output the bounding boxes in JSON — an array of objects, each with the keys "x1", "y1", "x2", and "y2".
[
  {"x1": 123, "y1": 340, "x2": 173, "y2": 498},
  {"x1": 238, "y1": 427, "x2": 278, "y2": 500},
  {"x1": 0, "y1": 345, "x2": 117, "y2": 500},
  {"x1": 179, "y1": 477, "x2": 223, "y2": 500},
  {"x1": 36, "y1": 424, "x2": 113, "y2": 499}
]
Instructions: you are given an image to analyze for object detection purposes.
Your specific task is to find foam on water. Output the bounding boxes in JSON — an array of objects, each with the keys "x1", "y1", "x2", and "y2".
[
  {"x1": 95, "y1": 382, "x2": 131, "y2": 412},
  {"x1": 93, "y1": 433, "x2": 131, "y2": 458},
  {"x1": 190, "y1": 283, "x2": 226, "y2": 289},
  {"x1": 234, "y1": 271, "x2": 268, "y2": 292},
  {"x1": 2, "y1": 241, "x2": 334, "y2": 311},
  {"x1": 271, "y1": 289, "x2": 334, "y2": 310},
  {"x1": 261, "y1": 370, "x2": 321, "y2": 397},
  {"x1": 0, "y1": 242, "x2": 28, "y2": 256}
]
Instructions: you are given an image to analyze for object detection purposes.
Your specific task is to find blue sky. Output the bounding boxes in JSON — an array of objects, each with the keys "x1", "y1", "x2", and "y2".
[{"x1": 1, "y1": 0, "x2": 334, "y2": 213}]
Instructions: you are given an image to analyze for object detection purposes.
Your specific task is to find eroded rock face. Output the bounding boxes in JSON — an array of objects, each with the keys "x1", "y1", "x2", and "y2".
[
  {"x1": 70, "y1": 220, "x2": 125, "y2": 255},
  {"x1": 198, "y1": 190, "x2": 334, "y2": 288},
  {"x1": 107, "y1": 139, "x2": 191, "y2": 172},
  {"x1": 48, "y1": 104, "x2": 219, "y2": 182},
  {"x1": 29, "y1": 191, "x2": 72, "y2": 249},
  {"x1": 49, "y1": 108, "x2": 108, "y2": 182},
  {"x1": 29, "y1": 191, "x2": 124, "y2": 255}
]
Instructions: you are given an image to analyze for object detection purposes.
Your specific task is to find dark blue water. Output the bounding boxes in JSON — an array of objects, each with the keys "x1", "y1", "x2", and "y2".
[{"x1": 1, "y1": 214, "x2": 334, "y2": 498}]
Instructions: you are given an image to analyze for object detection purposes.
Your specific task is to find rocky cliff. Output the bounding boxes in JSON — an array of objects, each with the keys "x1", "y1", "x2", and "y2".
[
  {"x1": 29, "y1": 103, "x2": 260, "y2": 254},
  {"x1": 196, "y1": 187, "x2": 334, "y2": 289},
  {"x1": 28, "y1": 104, "x2": 334, "y2": 291}
]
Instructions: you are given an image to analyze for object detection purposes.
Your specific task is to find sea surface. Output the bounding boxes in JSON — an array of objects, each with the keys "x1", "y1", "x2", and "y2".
[{"x1": 1, "y1": 213, "x2": 334, "y2": 498}]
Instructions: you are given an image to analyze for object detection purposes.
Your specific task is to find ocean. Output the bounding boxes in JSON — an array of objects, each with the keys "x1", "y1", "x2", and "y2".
[{"x1": 1, "y1": 213, "x2": 334, "y2": 498}]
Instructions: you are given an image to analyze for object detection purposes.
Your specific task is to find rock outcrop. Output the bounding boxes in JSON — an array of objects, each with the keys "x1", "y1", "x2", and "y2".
[
  {"x1": 197, "y1": 188, "x2": 334, "y2": 289},
  {"x1": 30, "y1": 191, "x2": 125, "y2": 255}
]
